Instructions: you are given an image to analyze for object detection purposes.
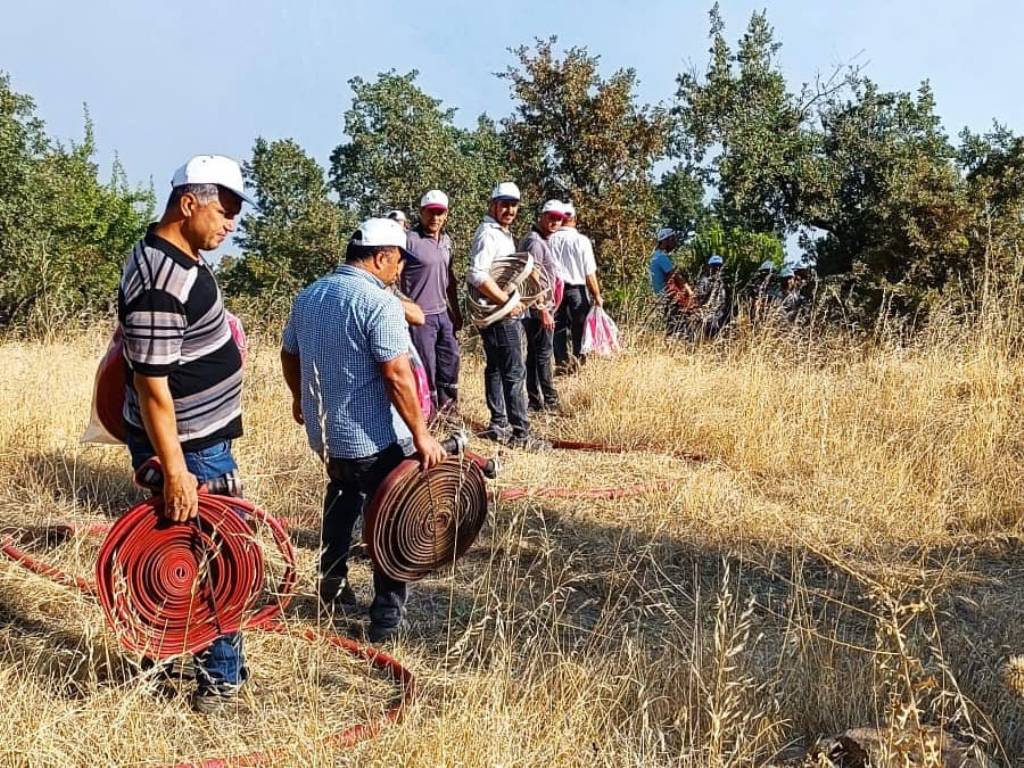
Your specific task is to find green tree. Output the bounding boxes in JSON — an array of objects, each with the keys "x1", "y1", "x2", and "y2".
[
  {"x1": 0, "y1": 73, "x2": 152, "y2": 330},
  {"x1": 500, "y1": 38, "x2": 670, "y2": 300},
  {"x1": 222, "y1": 137, "x2": 352, "y2": 299},
  {"x1": 675, "y1": 5, "x2": 818, "y2": 235},
  {"x1": 657, "y1": 163, "x2": 707, "y2": 235},
  {"x1": 801, "y1": 80, "x2": 972, "y2": 318},
  {"x1": 957, "y1": 124, "x2": 1024, "y2": 304},
  {"x1": 329, "y1": 71, "x2": 507, "y2": 260}
]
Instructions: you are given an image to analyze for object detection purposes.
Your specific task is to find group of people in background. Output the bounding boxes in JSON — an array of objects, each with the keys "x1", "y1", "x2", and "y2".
[
  {"x1": 386, "y1": 182, "x2": 602, "y2": 450},
  {"x1": 649, "y1": 228, "x2": 816, "y2": 341}
]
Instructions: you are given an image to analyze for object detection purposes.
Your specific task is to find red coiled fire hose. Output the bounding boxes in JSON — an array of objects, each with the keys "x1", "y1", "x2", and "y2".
[
  {"x1": 0, "y1": 430, "x2": 693, "y2": 767},
  {"x1": 96, "y1": 492, "x2": 296, "y2": 659}
]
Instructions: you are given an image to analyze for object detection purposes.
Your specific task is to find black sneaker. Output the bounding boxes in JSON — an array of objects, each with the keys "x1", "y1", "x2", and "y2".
[
  {"x1": 476, "y1": 425, "x2": 511, "y2": 443},
  {"x1": 507, "y1": 435, "x2": 552, "y2": 452},
  {"x1": 191, "y1": 686, "x2": 241, "y2": 715},
  {"x1": 319, "y1": 579, "x2": 359, "y2": 610},
  {"x1": 367, "y1": 622, "x2": 402, "y2": 644}
]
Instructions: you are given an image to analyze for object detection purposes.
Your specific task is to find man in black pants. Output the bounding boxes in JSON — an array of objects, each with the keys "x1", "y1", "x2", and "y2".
[
  {"x1": 466, "y1": 182, "x2": 549, "y2": 451},
  {"x1": 281, "y1": 217, "x2": 445, "y2": 642},
  {"x1": 518, "y1": 200, "x2": 565, "y2": 411},
  {"x1": 549, "y1": 203, "x2": 603, "y2": 372}
]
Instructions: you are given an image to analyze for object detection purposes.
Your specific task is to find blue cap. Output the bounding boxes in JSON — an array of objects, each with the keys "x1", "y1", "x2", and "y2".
[{"x1": 707, "y1": 254, "x2": 724, "y2": 266}]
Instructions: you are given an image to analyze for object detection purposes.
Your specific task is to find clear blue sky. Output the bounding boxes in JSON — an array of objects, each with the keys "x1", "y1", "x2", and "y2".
[{"x1": 2, "y1": 0, "x2": 1020, "y2": 215}]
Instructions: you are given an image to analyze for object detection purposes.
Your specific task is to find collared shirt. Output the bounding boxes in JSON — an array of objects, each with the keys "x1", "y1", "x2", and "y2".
[
  {"x1": 403, "y1": 226, "x2": 453, "y2": 315},
  {"x1": 519, "y1": 227, "x2": 558, "y2": 314},
  {"x1": 282, "y1": 264, "x2": 412, "y2": 459},
  {"x1": 649, "y1": 249, "x2": 675, "y2": 294},
  {"x1": 548, "y1": 226, "x2": 597, "y2": 286},
  {"x1": 467, "y1": 216, "x2": 516, "y2": 288},
  {"x1": 117, "y1": 226, "x2": 243, "y2": 450}
]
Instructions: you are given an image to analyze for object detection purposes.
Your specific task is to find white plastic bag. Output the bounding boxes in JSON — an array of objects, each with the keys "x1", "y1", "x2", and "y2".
[{"x1": 580, "y1": 306, "x2": 621, "y2": 357}]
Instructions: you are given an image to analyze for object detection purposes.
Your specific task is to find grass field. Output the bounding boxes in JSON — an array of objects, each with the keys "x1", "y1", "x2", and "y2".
[{"x1": 0, "y1": 318, "x2": 1021, "y2": 766}]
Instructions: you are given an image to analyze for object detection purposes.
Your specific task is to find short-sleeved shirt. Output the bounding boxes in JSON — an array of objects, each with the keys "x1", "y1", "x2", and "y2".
[
  {"x1": 402, "y1": 227, "x2": 453, "y2": 315},
  {"x1": 548, "y1": 227, "x2": 597, "y2": 286},
  {"x1": 649, "y1": 249, "x2": 675, "y2": 294},
  {"x1": 282, "y1": 264, "x2": 412, "y2": 459},
  {"x1": 117, "y1": 226, "x2": 243, "y2": 451}
]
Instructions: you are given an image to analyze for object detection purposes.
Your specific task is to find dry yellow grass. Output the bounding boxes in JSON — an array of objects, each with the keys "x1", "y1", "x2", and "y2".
[{"x1": 0, "y1": 320, "x2": 1022, "y2": 766}]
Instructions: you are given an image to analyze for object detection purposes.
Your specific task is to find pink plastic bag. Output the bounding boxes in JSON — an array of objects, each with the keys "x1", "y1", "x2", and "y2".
[
  {"x1": 580, "y1": 306, "x2": 620, "y2": 357},
  {"x1": 407, "y1": 342, "x2": 433, "y2": 420},
  {"x1": 226, "y1": 311, "x2": 248, "y2": 367}
]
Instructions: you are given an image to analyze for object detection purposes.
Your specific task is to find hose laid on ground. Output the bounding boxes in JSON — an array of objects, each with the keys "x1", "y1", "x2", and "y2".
[
  {"x1": 0, "y1": 490, "x2": 416, "y2": 768},
  {"x1": 465, "y1": 419, "x2": 710, "y2": 464},
  {"x1": 0, "y1": 430, "x2": 699, "y2": 766}
]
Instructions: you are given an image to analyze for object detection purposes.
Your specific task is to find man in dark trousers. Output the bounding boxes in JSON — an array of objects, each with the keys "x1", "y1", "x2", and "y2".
[
  {"x1": 518, "y1": 200, "x2": 565, "y2": 411},
  {"x1": 466, "y1": 182, "x2": 549, "y2": 451},
  {"x1": 117, "y1": 154, "x2": 253, "y2": 713},
  {"x1": 281, "y1": 218, "x2": 445, "y2": 643},
  {"x1": 549, "y1": 203, "x2": 603, "y2": 372},
  {"x1": 402, "y1": 189, "x2": 462, "y2": 416}
]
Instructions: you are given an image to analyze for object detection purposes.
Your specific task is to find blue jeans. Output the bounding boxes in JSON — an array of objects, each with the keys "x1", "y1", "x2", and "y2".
[{"x1": 126, "y1": 436, "x2": 248, "y2": 693}]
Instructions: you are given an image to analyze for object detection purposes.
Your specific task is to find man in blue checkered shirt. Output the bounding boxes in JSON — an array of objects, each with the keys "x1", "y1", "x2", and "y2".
[{"x1": 281, "y1": 218, "x2": 445, "y2": 642}]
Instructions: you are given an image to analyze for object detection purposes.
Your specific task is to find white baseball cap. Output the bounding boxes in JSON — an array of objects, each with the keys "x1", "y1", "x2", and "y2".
[
  {"x1": 656, "y1": 227, "x2": 677, "y2": 243},
  {"x1": 541, "y1": 199, "x2": 566, "y2": 217},
  {"x1": 562, "y1": 202, "x2": 577, "y2": 219},
  {"x1": 386, "y1": 209, "x2": 408, "y2": 223},
  {"x1": 490, "y1": 181, "x2": 521, "y2": 201},
  {"x1": 420, "y1": 190, "x2": 449, "y2": 211},
  {"x1": 171, "y1": 154, "x2": 254, "y2": 205},
  {"x1": 350, "y1": 218, "x2": 412, "y2": 257}
]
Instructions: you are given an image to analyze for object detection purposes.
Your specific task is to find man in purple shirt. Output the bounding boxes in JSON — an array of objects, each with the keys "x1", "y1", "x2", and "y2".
[{"x1": 402, "y1": 190, "x2": 462, "y2": 414}]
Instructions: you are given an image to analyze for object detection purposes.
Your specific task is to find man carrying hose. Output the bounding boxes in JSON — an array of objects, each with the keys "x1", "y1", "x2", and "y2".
[
  {"x1": 280, "y1": 218, "x2": 445, "y2": 643},
  {"x1": 518, "y1": 199, "x2": 565, "y2": 412},
  {"x1": 467, "y1": 182, "x2": 550, "y2": 451},
  {"x1": 117, "y1": 154, "x2": 254, "y2": 713}
]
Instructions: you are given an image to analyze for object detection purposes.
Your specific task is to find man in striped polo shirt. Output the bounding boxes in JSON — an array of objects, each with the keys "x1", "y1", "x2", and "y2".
[{"x1": 117, "y1": 154, "x2": 254, "y2": 714}]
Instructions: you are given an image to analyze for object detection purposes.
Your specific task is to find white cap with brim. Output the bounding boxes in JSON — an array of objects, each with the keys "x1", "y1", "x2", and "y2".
[
  {"x1": 171, "y1": 154, "x2": 255, "y2": 206},
  {"x1": 490, "y1": 181, "x2": 521, "y2": 201},
  {"x1": 707, "y1": 254, "x2": 724, "y2": 266},
  {"x1": 386, "y1": 209, "x2": 408, "y2": 223},
  {"x1": 656, "y1": 227, "x2": 677, "y2": 243},
  {"x1": 350, "y1": 218, "x2": 412, "y2": 258},
  {"x1": 562, "y1": 202, "x2": 576, "y2": 219},
  {"x1": 758, "y1": 260, "x2": 775, "y2": 272},
  {"x1": 541, "y1": 199, "x2": 566, "y2": 217},
  {"x1": 420, "y1": 190, "x2": 449, "y2": 210}
]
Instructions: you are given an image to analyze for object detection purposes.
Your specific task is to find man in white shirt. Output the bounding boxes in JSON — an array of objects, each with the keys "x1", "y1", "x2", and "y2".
[
  {"x1": 466, "y1": 182, "x2": 548, "y2": 451},
  {"x1": 548, "y1": 203, "x2": 603, "y2": 371}
]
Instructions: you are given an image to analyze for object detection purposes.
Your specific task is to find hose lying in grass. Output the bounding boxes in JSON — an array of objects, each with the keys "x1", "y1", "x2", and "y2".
[
  {"x1": 0, "y1": 488, "x2": 415, "y2": 768},
  {"x1": 0, "y1": 436, "x2": 694, "y2": 767}
]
